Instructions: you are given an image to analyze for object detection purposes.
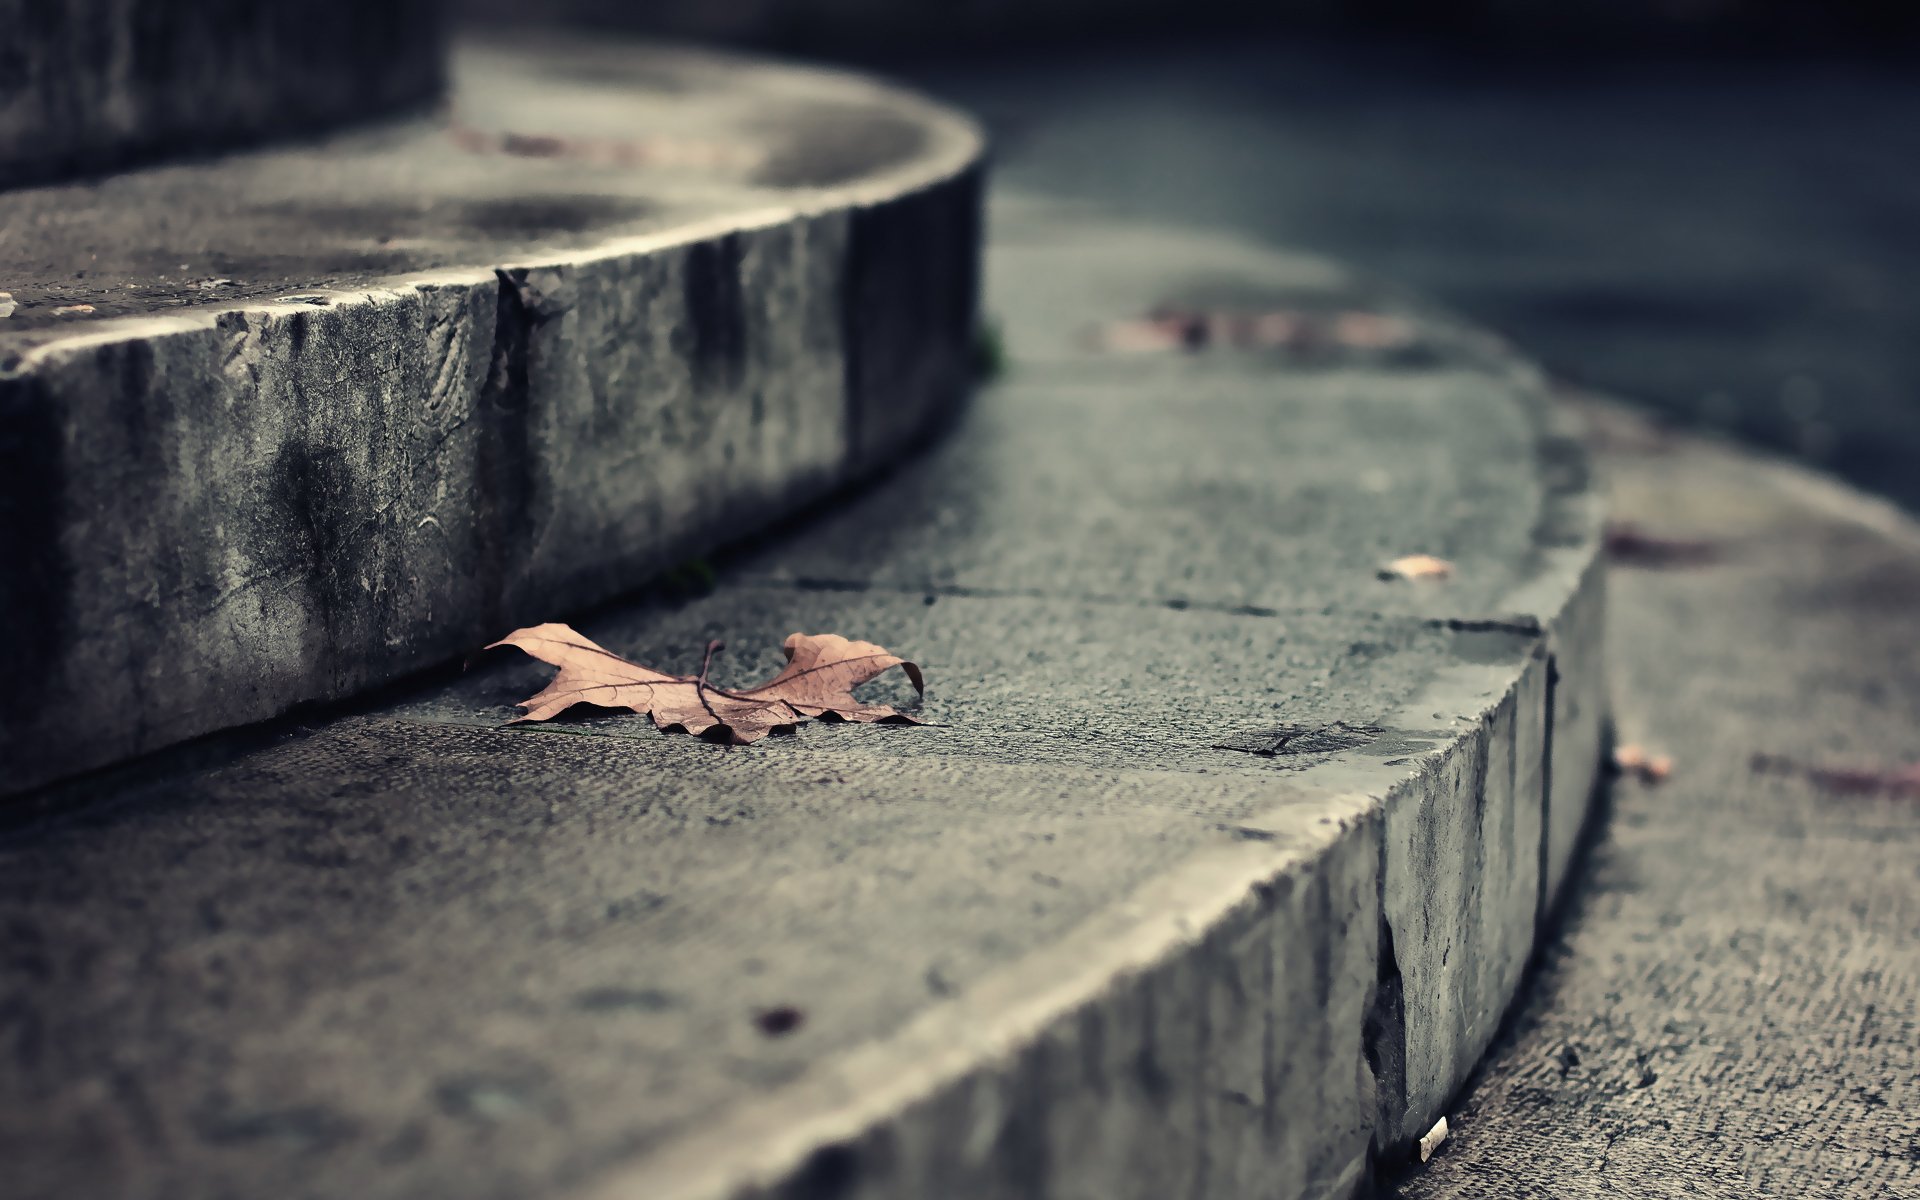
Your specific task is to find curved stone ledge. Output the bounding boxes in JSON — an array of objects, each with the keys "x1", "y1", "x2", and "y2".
[
  {"x1": 0, "y1": 0, "x2": 448, "y2": 188},
  {"x1": 0, "y1": 205, "x2": 1604, "y2": 1200},
  {"x1": 583, "y1": 216, "x2": 1612, "y2": 1198},
  {"x1": 0, "y1": 37, "x2": 985, "y2": 793}
]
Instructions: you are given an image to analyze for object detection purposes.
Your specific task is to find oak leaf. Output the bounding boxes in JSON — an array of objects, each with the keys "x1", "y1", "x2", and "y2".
[{"x1": 489, "y1": 623, "x2": 924, "y2": 745}]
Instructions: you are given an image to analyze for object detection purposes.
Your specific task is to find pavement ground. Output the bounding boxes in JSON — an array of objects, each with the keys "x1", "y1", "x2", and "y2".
[{"x1": 914, "y1": 38, "x2": 1920, "y2": 513}]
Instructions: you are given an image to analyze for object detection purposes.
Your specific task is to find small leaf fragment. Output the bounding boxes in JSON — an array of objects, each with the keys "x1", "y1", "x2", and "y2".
[
  {"x1": 488, "y1": 623, "x2": 924, "y2": 745},
  {"x1": 1417, "y1": 1115, "x2": 1450, "y2": 1163},
  {"x1": 1380, "y1": 554, "x2": 1454, "y2": 582},
  {"x1": 1613, "y1": 743, "x2": 1673, "y2": 784}
]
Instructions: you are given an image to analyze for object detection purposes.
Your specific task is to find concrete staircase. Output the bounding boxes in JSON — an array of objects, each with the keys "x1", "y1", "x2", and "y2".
[
  {"x1": 0, "y1": 35, "x2": 982, "y2": 793},
  {"x1": 1, "y1": 18, "x2": 1608, "y2": 1200}
]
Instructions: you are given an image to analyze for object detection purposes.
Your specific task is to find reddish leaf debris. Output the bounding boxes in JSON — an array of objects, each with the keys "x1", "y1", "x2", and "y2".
[
  {"x1": 1613, "y1": 743, "x2": 1674, "y2": 784},
  {"x1": 1379, "y1": 554, "x2": 1455, "y2": 582},
  {"x1": 1604, "y1": 522, "x2": 1721, "y2": 569},
  {"x1": 489, "y1": 623, "x2": 924, "y2": 745},
  {"x1": 1097, "y1": 307, "x2": 1416, "y2": 355},
  {"x1": 1752, "y1": 754, "x2": 1920, "y2": 798}
]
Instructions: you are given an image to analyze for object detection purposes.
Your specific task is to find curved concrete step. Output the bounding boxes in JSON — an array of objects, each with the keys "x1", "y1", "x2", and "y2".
[
  {"x1": 0, "y1": 193, "x2": 1605, "y2": 1199},
  {"x1": 0, "y1": 0, "x2": 446, "y2": 188},
  {"x1": 0, "y1": 36, "x2": 985, "y2": 792}
]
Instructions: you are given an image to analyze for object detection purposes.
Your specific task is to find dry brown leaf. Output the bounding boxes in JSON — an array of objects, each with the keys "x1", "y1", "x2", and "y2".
[
  {"x1": 1379, "y1": 553, "x2": 1454, "y2": 581},
  {"x1": 489, "y1": 623, "x2": 924, "y2": 745}
]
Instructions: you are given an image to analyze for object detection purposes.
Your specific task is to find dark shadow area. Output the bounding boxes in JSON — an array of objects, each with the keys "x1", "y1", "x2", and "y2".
[{"x1": 902, "y1": 36, "x2": 1920, "y2": 512}]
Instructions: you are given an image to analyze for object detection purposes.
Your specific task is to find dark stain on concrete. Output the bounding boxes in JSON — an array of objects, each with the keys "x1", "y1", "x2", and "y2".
[
  {"x1": 754, "y1": 1005, "x2": 806, "y2": 1037},
  {"x1": 1430, "y1": 616, "x2": 1544, "y2": 638},
  {"x1": 0, "y1": 382, "x2": 75, "y2": 733},
  {"x1": 286, "y1": 306, "x2": 310, "y2": 358},
  {"x1": 111, "y1": 339, "x2": 162, "y2": 453},
  {"x1": 270, "y1": 440, "x2": 359, "y2": 661},
  {"x1": 684, "y1": 234, "x2": 747, "y2": 390},
  {"x1": 472, "y1": 270, "x2": 544, "y2": 627},
  {"x1": 1365, "y1": 919, "x2": 1410, "y2": 1156}
]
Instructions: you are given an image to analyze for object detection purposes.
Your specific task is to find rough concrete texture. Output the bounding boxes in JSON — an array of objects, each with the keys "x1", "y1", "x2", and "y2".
[
  {"x1": 0, "y1": 0, "x2": 447, "y2": 188},
  {"x1": 0, "y1": 198, "x2": 1605, "y2": 1198},
  {"x1": 1388, "y1": 401, "x2": 1920, "y2": 1198},
  {"x1": 0, "y1": 37, "x2": 984, "y2": 792}
]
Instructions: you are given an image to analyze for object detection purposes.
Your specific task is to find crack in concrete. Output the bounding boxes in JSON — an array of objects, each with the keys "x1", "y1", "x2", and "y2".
[{"x1": 740, "y1": 576, "x2": 1553, "y2": 637}]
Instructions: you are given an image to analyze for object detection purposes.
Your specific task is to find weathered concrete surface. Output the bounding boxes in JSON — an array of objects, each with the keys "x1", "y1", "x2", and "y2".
[
  {"x1": 0, "y1": 199, "x2": 1605, "y2": 1199},
  {"x1": 0, "y1": 0, "x2": 447, "y2": 188},
  {"x1": 0, "y1": 37, "x2": 984, "y2": 792},
  {"x1": 1390, "y1": 400, "x2": 1920, "y2": 1197}
]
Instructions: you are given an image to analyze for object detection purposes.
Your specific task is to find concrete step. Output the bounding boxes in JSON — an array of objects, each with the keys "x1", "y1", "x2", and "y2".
[
  {"x1": 0, "y1": 193, "x2": 1605, "y2": 1198},
  {"x1": 0, "y1": 0, "x2": 446, "y2": 188},
  {"x1": 1389, "y1": 399, "x2": 1920, "y2": 1199},
  {"x1": 0, "y1": 35, "x2": 985, "y2": 792}
]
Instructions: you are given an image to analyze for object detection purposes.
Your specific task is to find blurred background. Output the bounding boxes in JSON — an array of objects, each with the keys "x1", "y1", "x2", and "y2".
[{"x1": 465, "y1": 0, "x2": 1920, "y2": 512}]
